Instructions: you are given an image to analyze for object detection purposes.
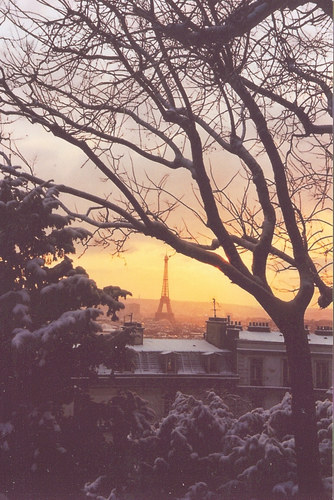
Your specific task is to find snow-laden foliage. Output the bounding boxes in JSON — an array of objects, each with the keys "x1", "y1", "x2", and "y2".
[
  {"x1": 0, "y1": 173, "x2": 131, "y2": 498},
  {"x1": 85, "y1": 391, "x2": 332, "y2": 500},
  {"x1": 82, "y1": 391, "x2": 156, "y2": 499}
]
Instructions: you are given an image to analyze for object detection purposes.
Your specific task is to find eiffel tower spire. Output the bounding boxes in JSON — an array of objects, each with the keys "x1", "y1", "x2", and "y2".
[{"x1": 155, "y1": 255, "x2": 175, "y2": 322}]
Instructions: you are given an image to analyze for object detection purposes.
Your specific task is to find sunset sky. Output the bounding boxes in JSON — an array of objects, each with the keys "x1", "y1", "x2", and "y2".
[
  {"x1": 5, "y1": 121, "x2": 256, "y2": 304},
  {"x1": 1, "y1": 1, "x2": 330, "y2": 316},
  {"x1": 71, "y1": 237, "x2": 259, "y2": 307},
  {"x1": 4, "y1": 110, "x2": 330, "y2": 313}
]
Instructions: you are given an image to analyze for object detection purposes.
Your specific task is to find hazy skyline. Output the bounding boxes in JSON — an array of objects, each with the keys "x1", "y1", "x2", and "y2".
[
  {"x1": 4, "y1": 120, "x2": 261, "y2": 306},
  {"x1": 4, "y1": 120, "x2": 330, "y2": 311},
  {"x1": 73, "y1": 238, "x2": 260, "y2": 305}
]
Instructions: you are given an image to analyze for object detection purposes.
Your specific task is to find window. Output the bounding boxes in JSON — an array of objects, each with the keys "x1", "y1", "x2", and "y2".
[
  {"x1": 282, "y1": 358, "x2": 290, "y2": 387},
  {"x1": 208, "y1": 354, "x2": 217, "y2": 373},
  {"x1": 250, "y1": 358, "x2": 263, "y2": 386},
  {"x1": 315, "y1": 361, "x2": 329, "y2": 389},
  {"x1": 167, "y1": 357, "x2": 174, "y2": 372},
  {"x1": 202, "y1": 352, "x2": 217, "y2": 373},
  {"x1": 160, "y1": 352, "x2": 176, "y2": 373}
]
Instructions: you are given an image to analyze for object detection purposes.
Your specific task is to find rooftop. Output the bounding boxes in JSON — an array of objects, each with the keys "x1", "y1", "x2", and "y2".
[
  {"x1": 130, "y1": 338, "x2": 228, "y2": 352},
  {"x1": 97, "y1": 338, "x2": 233, "y2": 377},
  {"x1": 130, "y1": 331, "x2": 333, "y2": 348},
  {"x1": 239, "y1": 330, "x2": 333, "y2": 345}
]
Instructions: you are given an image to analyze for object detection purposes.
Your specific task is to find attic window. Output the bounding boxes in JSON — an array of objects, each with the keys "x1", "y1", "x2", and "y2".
[
  {"x1": 201, "y1": 352, "x2": 217, "y2": 373},
  {"x1": 160, "y1": 352, "x2": 176, "y2": 373}
]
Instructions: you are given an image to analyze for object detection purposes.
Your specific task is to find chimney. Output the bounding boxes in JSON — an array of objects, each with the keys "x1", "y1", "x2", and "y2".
[
  {"x1": 206, "y1": 316, "x2": 241, "y2": 350},
  {"x1": 124, "y1": 321, "x2": 144, "y2": 345}
]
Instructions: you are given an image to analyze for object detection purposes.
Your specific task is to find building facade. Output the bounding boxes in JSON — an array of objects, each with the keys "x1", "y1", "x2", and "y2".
[
  {"x1": 205, "y1": 317, "x2": 332, "y2": 408},
  {"x1": 91, "y1": 335, "x2": 238, "y2": 419},
  {"x1": 89, "y1": 318, "x2": 332, "y2": 417}
]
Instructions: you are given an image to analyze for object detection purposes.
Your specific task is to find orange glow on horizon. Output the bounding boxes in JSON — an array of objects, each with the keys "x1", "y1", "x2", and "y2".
[
  {"x1": 72, "y1": 236, "x2": 332, "y2": 314},
  {"x1": 9, "y1": 120, "x2": 332, "y2": 314},
  {"x1": 72, "y1": 237, "x2": 291, "y2": 310},
  {"x1": 73, "y1": 238, "x2": 260, "y2": 306}
]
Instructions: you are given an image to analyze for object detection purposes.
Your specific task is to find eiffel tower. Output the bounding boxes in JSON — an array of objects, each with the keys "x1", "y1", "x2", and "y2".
[{"x1": 155, "y1": 255, "x2": 175, "y2": 322}]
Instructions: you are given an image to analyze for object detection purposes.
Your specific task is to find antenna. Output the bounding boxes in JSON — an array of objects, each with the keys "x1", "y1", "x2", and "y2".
[{"x1": 212, "y1": 298, "x2": 217, "y2": 318}]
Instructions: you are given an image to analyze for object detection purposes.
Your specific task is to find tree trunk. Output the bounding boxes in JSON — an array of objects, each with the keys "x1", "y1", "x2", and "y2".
[{"x1": 281, "y1": 315, "x2": 324, "y2": 499}]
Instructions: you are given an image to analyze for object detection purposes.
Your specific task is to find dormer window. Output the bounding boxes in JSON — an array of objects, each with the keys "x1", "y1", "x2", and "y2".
[
  {"x1": 201, "y1": 352, "x2": 217, "y2": 373},
  {"x1": 160, "y1": 351, "x2": 176, "y2": 373}
]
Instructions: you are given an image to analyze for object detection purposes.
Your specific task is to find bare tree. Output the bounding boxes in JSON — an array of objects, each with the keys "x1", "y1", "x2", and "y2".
[{"x1": 0, "y1": 0, "x2": 332, "y2": 497}]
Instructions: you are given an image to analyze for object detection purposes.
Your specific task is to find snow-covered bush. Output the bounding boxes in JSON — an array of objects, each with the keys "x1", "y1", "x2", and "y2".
[
  {"x1": 83, "y1": 391, "x2": 156, "y2": 499},
  {"x1": 85, "y1": 391, "x2": 332, "y2": 500}
]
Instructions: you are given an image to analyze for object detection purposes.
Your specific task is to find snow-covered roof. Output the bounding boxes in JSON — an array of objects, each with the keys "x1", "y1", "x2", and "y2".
[
  {"x1": 96, "y1": 342, "x2": 233, "y2": 376},
  {"x1": 304, "y1": 333, "x2": 332, "y2": 345},
  {"x1": 240, "y1": 330, "x2": 333, "y2": 346},
  {"x1": 130, "y1": 338, "x2": 228, "y2": 352}
]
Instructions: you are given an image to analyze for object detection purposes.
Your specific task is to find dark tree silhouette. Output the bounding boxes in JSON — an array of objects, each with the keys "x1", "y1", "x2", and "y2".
[
  {"x1": 0, "y1": 164, "x2": 131, "y2": 498},
  {"x1": 0, "y1": 1, "x2": 332, "y2": 497}
]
